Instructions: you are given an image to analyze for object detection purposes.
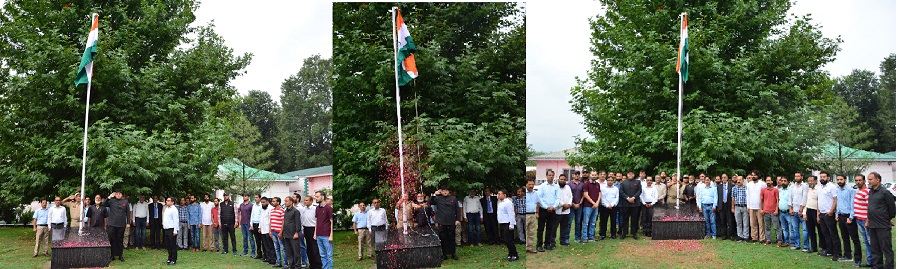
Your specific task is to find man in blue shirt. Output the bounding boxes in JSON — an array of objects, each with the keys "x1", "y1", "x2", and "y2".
[
  {"x1": 835, "y1": 174, "x2": 861, "y2": 264},
  {"x1": 524, "y1": 179, "x2": 538, "y2": 253},
  {"x1": 32, "y1": 199, "x2": 50, "y2": 257},
  {"x1": 699, "y1": 177, "x2": 718, "y2": 239},
  {"x1": 536, "y1": 169, "x2": 560, "y2": 251},
  {"x1": 353, "y1": 202, "x2": 371, "y2": 261},
  {"x1": 187, "y1": 195, "x2": 203, "y2": 252}
]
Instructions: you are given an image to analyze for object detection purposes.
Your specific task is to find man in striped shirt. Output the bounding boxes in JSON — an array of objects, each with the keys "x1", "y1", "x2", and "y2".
[
  {"x1": 853, "y1": 174, "x2": 874, "y2": 267},
  {"x1": 269, "y1": 197, "x2": 286, "y2": 268}
]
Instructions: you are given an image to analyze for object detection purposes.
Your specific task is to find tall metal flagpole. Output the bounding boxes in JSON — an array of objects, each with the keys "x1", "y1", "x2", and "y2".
[
  {"x1": 675, "y1": 13, "x2": 684, "y2": 209},
  {"x1": 391, "y1": 7, "x2": 408, "y2": 235},
  {"x1": 78, "y1": 73, "x2": 92, "y2": 234}
]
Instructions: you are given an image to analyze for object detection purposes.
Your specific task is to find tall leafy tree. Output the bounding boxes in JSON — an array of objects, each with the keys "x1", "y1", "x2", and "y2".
[
  {"x1": 0, "y1": 0, "x2": 251, "y2": 211},
  {"x1": 278, "y1": 55, "x2": 332, "y2": 172},
  {"x1": 221, "y1": 114, "x2": 276, "y2": 196},
  {"x1": 877, "y1": 54, "x2": 896, "y2": 153},
  {"x1": 819, "y1": 96, "x2": 875, "y2": 176},
  {"x1": 333, "y1": 2, "x2": 525, "y2": 210},
  {"x1": 238, "y1": 90, "x2": 282, "y2": 171},
  {"x1": 832, "y1": 69, "x2": 880, "y2": 150},
  {"x1": 569, "y1": 0, "x2": 839, "y2": 176}
]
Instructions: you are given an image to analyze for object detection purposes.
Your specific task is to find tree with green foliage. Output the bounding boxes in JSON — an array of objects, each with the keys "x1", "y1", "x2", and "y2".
[
  {"x1": 832, "y1": 69, "x2": 880, "y2": 150},
  {"x1": 877, "y1": 54, "x2": 896, "y2": 153},
  {"x1": 819, "y1": 96, "x2": 875, "y2": 176},
  {"x1": 568, "y1": 0, "x2": 839, "y2": 176},
  {"x1": 220, "y1": 114, "x2": 276, "y2": 196},
  {"x1": 277, "y1": 55, "x2": 332, "y2": 172},
  {"x1": 238, "y1": 90, "x2": 282, "y2": 171},
  {"x1": 0, "y1": 0, "x2": 250, "y2": 214},
  {"x1": 333, "y1": 2, "x2": 525, "y2": 210}
]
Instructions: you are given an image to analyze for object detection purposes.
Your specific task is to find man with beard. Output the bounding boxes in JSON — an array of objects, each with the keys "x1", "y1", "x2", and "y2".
[
  {"x1": 835, "y1": 174, "x2": 861, "y2": 264},
  {"x1": 746, "y1": 171, "x2": 766, "y2": 243},
  {"x1": 314, "y1": 191, "x2": 334, "y2": 269},
  {"x1": 790, "y1": 172, "x2": 810, "y2": 251},
  {"x1": 852, "y1": 174, "x2": 874, "y2": 267},
  {"x1": 282, "y1": 196, "x2": 303, "y2": 269},
  {"x1": 219, "y1": 193, "x2": 238, "y2": 255},
  {"x1": 187, "y1": 195, "x2": 202, "y2": 252},
  {"x1": 581, "y1": 170, "x2": 602, "y2": 242},
  {"x1": 567, "y1": 171, "x2": 585, "y2": 243},
  {"x1": 619, "y1": 171, "x2": 643, "y2": 240},
  {"x1": 599, "y1": 173, "x2": 618, "y2": 240},
  {"x1": 759, "y1": 176, "x2": 779, "y2": 245},
  {"x1": 259, "y1": 197, "x2": 276, "y2": 265},
  {"x1": 102, "y1": 189, "x2": 130, "y2": 262},
  {"x1": 817, "y1": 172, "x2": 846, "y2": 262},
  {"x1": 536, "y1": 170, "x2": 561, "y2": 251},
  {"x1": 200, "y1": 194, "x2": 215, "y2": 252},
  {"x1": 777, "y1": 176, "x2": 793, "y2": 247},
  {"x1": 556, "y1": 174, "x2": 573, "y2": 246},
  {"x1": 432, "y1": 186, "x2": 461, "y2": 260},
  {"x1": 300, "y1": 196, "x2": 322, "y2": 268},
  {"x1": 413, "y1": 192, "x2": 435, "y2": 228}
]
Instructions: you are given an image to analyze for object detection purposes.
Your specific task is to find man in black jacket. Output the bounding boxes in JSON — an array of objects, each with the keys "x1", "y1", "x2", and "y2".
[
  {"x1": 103, "y1": 189, "x2": 130, "y2": 262},
  {"x1": 219, "y1": 193, "x2": 237, "y2": 255},
  {"x1": 866, "y1": 172, "x2": 895, "y2": 269},
  {"x1": 717, "y1": 174, "x2": 736, "y2": 240},
  {"x1": 618, "y1": 171, "x2": 642, "y2": 240},
  {"x1": 282, "y1": 196, "x2": 303, "y2": 269},
  {"x1": 149, "y1": 195, "x2": 164, "y2": 249},
  {"x1": 481, "y1": 187, "x2": 500, "y2": 245},
  {"x1": 432, "y1": 186, "x2": 461, "y2": 260}
]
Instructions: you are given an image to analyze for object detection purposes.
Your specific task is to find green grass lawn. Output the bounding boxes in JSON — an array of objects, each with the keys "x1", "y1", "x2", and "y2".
[
  {"x1": 526, "y1": 221, "x2": 896, "y2": 268},
  {"x1": 0, "y1": 226, "x2": 297, "y2": 269},
  {"x1": 334, "y1": 230, "x2": 526, "y2": 269}
]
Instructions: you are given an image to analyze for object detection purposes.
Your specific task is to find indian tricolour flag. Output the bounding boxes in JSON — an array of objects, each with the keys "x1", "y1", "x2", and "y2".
[
  {"x1": 396, "y1": 9, "x2": 418, "y2": 86},
  {"x1": 74, "y1": 13, "x2": 99, "y2": 86},
  {"x1": 676, "y1": 13, "x2": 688, "y2": 83}
]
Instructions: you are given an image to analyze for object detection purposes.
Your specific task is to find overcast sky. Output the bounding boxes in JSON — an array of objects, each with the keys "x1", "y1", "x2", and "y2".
[
  {"x1": 192, "y1": 0, "x2": 332, "y2": 101},
  {"x1": 527, "y1": 0, "x2": 897, "y2": 153}
]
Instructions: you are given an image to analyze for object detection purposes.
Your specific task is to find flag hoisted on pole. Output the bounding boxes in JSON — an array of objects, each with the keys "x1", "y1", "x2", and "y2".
[
  {"x1": 392, "y1": 6, "x2": 418, "y2": 234},
  {"x1": 75, "y1": 13, "x2": 99, "y2": 233},
  {"x1": 675, "y1": 12, "x2": 687, "y2": 208}
]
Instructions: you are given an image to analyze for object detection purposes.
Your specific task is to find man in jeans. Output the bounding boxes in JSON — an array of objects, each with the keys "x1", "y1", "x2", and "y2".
[
  {"x1": 269, "y1": 197, "x2": 286, "y2": 268},
  {"x1": 238, "y1": 194, "x2": 255, "y2": 257},
  {"x1": 852, "y1": 174, "x2": 874, "y2": 267},
  {"x1": 567, "y1": 171, "x2": 585, "y2": 243},
  {"x1": 698, "y1": 177, "x2": 718, "y2": 239},
  {"x1": 777, "y1": 177, "x2": 793, "y2": 247},
  {"x1": 462, "y1": 189, "x2": 483, "y2": 246},
  {"x1": 789, "y1": 172, "x2": 809, "y2": 251},
  {"x1": 835, "y1": 174, "x2": 861, "y2": 265},
  {"x1": 315, "y1": 191, "x2": 334, "y2": 269},
  {"x1": 133, "y1": 195, "x2": 149, "y2": 250},
  {"x1": 581, "y1": 170, "x2": 602, "y2": 242},
  {"x1": 187, "y1": 195, "x2": 202, "y2": 252},
  {"x1": 759, "y1": 176, "x2": 779, "y2": 245}
]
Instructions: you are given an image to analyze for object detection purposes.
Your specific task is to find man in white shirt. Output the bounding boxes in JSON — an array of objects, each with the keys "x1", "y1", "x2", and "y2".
[
  {"x1": 599, "y1": 177, "x2": 619, "y2": 239},
  {"x1": 367, "y1": 199, "x2": 388, "y2": 245},
  {"x1": 200, "y1": 194, "x2": 215, "y2": 251},
  {"x1": 817, "y1": 172, "x2": 844, "y2": 261},
  {"x1": 133, "y1": 195, "x2": 149, "y2": 250},
  {"x1": 497, "y1": 190, "x2": 518, "y2": 262},
  {"x1": 463, "y1": 189, "x2": 484, "y2": 246},
  {"x1": 259, "y1": 197, "x2": 275, "y2": 264},
  {"x1": 161, "y1": 197, "x2": 179, "y2": 265},
  {"x1": 640, "y1": 176, "x2": 658, "y2": 237},
  {"x1": 48, "y1": 196, "x2": 68, "y2": 240},
  {"x1": 745, "y1": 171, "x2": 766, "y2": 243},
  {"x1": 556, "y1": 174, "x2": 573, "y2": 246},
  {"x1": 249, "y1": 194, "x2": 264, "y2": 259}
]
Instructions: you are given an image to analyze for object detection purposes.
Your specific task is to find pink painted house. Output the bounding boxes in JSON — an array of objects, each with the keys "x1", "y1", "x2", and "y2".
[
  {"x1": 284, "y1": 165, "x2": 333, "y2": 196},
  {"x1": 529, "y1": 148, "x2": 584, "y2": 186}
]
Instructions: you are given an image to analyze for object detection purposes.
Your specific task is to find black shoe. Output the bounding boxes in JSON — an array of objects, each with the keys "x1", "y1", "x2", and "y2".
[
  {"x1": 452, "y1": 254, "x2": 458, "y2": 260},
  {"x1": 600, "y1": 236, "x2": 606, "y2": 240},
  {"x1": 560, "y1": 242, "x2": 570, "y2": 246},
  {"x1": 633, "y1": 235, "x2": 638, "y2": 240},
  {"x1": 509, "y1": 256, "x2": 519, "y2": 261},
  {"x1": 537, "y1": 246, "x2": 545, "y2": 252},
  {"x1": 119, "y1": 257, "x2": 125, "y2": 262},
  {"x1": 609, "y1": 235, "x2": 616, "y2": 239},
  {"x1": 272, "y1": 264, "x2": 282, "y2": 268},
  {"x1": 168, "y1": 261, "x2": 177, "y2": 266}
]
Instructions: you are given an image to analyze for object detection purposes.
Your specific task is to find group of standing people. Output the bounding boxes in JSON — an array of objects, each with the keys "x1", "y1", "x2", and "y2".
[
  {"x1": 31, "y1": 190, "x2": 334, "y2": 268},
  {"x1": 352, "y1": 185, "x2": 523, "y2": 263}
]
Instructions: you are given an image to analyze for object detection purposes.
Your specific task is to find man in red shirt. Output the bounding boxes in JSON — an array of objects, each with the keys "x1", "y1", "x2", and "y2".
[
  {"x1": 269, "y1": 197, "x2": 286, "y2": 267},
  {"x1": 212, "y1": 198, "x2": 221, "y2": 252},
  {"x1": 853, "y1": 174, "x2": 873, "y2": 267},
  {"x1": 759, "y1": 176, "x2": 779, "y2": 245}
]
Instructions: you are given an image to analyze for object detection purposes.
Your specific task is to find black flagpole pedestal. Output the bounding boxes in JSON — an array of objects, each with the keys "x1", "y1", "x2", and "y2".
[
  {"x1": 651, "y1": 204, "x2": 706, "y2": 240},
  {"x1": 50, "y1": 227, "x2": 111, "y2": 269},
  {"x1": 374, "y1": 227, "x2": 443, "y2": 269}
]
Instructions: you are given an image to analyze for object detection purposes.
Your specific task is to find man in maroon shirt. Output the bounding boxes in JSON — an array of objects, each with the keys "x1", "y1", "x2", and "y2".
[
  {"x1": 581, "y1": 170, "x2": 602, "y2": 242},
  {"x1": 238, "y1": 194, "x2": 255, "y2": 256},
  {"x1": 314, "y1": 191, "x2": 333, "y2": 269}
]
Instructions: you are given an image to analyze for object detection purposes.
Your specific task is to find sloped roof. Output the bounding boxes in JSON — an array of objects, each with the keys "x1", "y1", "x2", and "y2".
[
  {"x1": 283, "y1": 165, "x2": 333, "y2": 178},
  {"x1": 528, "y1": 148, "x2": 577, "y2": 161},
  {"x1": 820, "y1": 145, "x2": 894, "y2": 161},
  {"x1": 217, "y1": 159, "x2": 294, "y2": 181}
]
